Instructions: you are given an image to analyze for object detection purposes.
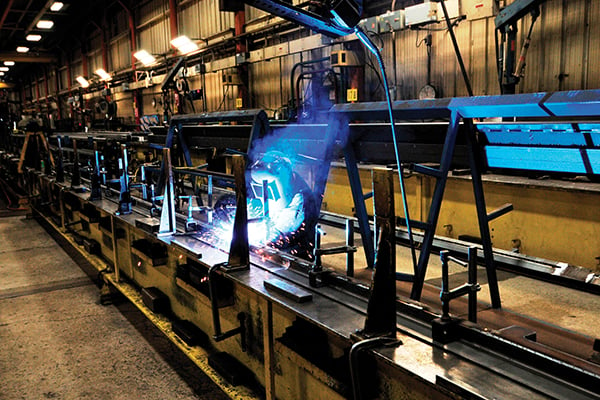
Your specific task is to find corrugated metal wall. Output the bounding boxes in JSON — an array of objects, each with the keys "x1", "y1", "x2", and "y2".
[
  {"x1": 110, "y1": 34, "x2": 132, "y2": 72},
  {"x1": 138, "y1": 0, "x2": 171, "y2": 56},
  {"x1": 21, "y1": 0, "x2": 600, "y2": 119},
  {"x1": 179, "y1": 0, "x2": 234, "y2": 38}
]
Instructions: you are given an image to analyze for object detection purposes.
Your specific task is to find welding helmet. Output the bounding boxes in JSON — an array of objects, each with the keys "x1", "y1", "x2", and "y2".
[{"x1": 249, "y1": 151, "x2": 295, "y2": 213}]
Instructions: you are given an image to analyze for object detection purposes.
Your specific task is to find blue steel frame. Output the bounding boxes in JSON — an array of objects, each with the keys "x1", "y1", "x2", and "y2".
[{"x1": 332, "y1": 89, "x2": 600, "y2": 309}]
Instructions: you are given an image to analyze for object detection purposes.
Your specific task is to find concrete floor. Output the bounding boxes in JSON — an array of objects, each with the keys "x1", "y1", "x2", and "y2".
[{"x1": 0, "y1": 215, "x2": 229, "y2": 400}]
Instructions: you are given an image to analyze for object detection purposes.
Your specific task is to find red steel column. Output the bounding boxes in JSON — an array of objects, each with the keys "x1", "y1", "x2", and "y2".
[
  {"x1": 234, "y1": 10, "x2": 249, "y2": 108},
  {"x1": 169, "y1": 0, "x2": 178, "y2": 40}
]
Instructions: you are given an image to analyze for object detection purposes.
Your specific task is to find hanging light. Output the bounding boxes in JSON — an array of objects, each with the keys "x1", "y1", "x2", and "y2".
[
  {"x1": 36, "y1": 20, "x2": 54, "y2": 29},
  {"x1": 95, "y1": 68, "x2": 111, "y2": 81},
  {"x1": 76, "y1": 76, "x2": 90, "y2": 88},
  {"x1": 170, "y1": 35, "x2": 199, "y2": 55},
  {"x1": 50, "y1": 2, "x2": 64, "y2": 12},
  {"x1": 133, "y1": 50, "x2": 156, "y2": 66}
]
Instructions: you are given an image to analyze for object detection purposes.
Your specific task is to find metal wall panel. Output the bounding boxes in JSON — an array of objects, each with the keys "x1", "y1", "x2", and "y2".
[
  {"x1": 59, "y1": 69, "x2": 69, "y2": 91},
  {"x1": 71, "y1": 62, "x2": 83, "y2": 86},
  {"x1": 87, "y1": 50, "x2": 103, "y2": 75},
  {"x1": 139, "y1": 0, "x2": 167, "y2": 24},
  {"x1": 587, "y1": 0, "x2": 600, "y2": 89},
  {"x1": 561, "y1": 0, "x2": 586, "y2": 91},
  {"x1": 139, "y1": 18, "x2": 170, "y2": 56},
  {"x1": 110, "y1": 35, "x2": 131, "y2": 71},
  {"x1": 179, "y1": 0, "x2": 234, "y2": 40}
]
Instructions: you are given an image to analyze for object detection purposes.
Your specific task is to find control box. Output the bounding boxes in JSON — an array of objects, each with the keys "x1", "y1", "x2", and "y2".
[
  {"x1": 462, "y1": 0, "x2": 497, "y2": 20},
  {"x1": 405, "y1": 0, "x2": 461, "y2": 27},
  {"x1": 379, "y1": 10, "x2": 405, "y2": 32}
]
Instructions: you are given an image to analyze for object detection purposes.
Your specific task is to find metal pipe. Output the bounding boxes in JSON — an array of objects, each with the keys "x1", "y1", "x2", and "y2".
[
  {"x1": 314, "y1": 225, "x2": 323, "y2": 270},
  {"x1": 355, "y1": 26, "x2": 418, "y2": 274},
  {"x1": 349, "y1": 337, "x2": 400, "y2": 400},
  {"x1": 438, "y1": 0, "x2": 473, "y2": 96},
  {"x1": 468, "y1": 246, "x2": 478, "y2": 323},
  {"x1": 290, "y1": 57, "x2": 329, "y2": 113},
  {"x1": 440, "y1": 250, "x2": 450, "y2": 320},
  {"x1": 346, "y1": 218, "x2": 354, "y2": 277},
  {"x1": 207, "y1": 174, "x2": 213, "y2": 224}
]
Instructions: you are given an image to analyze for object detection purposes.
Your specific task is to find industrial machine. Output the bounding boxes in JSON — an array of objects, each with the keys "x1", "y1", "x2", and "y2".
[{"x1": 1, "y1": 2, "x2": 600, "y2": 399}]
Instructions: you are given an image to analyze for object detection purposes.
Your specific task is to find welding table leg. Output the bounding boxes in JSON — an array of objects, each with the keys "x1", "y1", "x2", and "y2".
[
  {"x1": 362, "y1": 167, "x2": 397, "y2": 338},
  {"x1": 465, "y1": 121, "x2": 501, "y2": 309},
  {"x1": 344, "y1": 143, "x2": 375, "y2": 270},
  {"x1": 111, "y1": 215, "x2": 120, "y2": 283}
]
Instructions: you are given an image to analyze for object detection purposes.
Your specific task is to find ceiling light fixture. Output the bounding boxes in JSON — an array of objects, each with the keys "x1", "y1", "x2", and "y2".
[
  {"x1": 4, "y1": 61, "x2": 15, "y2": 66},
  {"x1": 0, "y1": 67, "x2": 9, "y2": 72},
  {"x1": 95, "y1": 68, "x2": 111, "y2": 81},
  {"x1": 50, "y1": 2, "x2": 64, "y2": 11},
  {"x1": 0, "y1": 72, "x2": 5, "y2": 76},
  {"x1": 76, "y1": 76, "x2": 90, "y2": 88},
  {"x1": 16, "y1": 46, "x2": 30, "y2": 53},
  {"x1": 26, "y1": 34, "x2": 42, "y2": 41},
  {"x1": 133, "y1": 50, "x2": 156, "y2": 66},
  {"x1": 37, "y1": 20, "x2": 54, "y2": 29},
  {"x1": 170, "y1": 35, "x2": 199, "y2": 55}
]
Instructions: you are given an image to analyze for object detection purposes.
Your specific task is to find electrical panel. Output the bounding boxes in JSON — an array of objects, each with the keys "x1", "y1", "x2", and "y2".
[
  {"x1": 330, "y1": 50, "x2": 361, "y2": 67},
  {"x1": 222, "y1": 70, "x2": 242, "y2": 86},
  {"x1": 462, "y1": 0, "x2": 497, "y2": 20},
  {"x1": 379, "y1": 10, "x2": 405, "y2": 32},
  {"x1": 359, "y1": 16, "x2": 378, "y2": 32},
  {"x1": 405, "y1": 0, "x2": 461, "y2": 27}
]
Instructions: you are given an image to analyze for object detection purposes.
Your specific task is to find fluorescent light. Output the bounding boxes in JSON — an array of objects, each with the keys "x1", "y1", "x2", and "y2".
[
  {"x1": 76, "y1": 76, "x2": 90, "y2": 88},
  {"x1": 16, "y1": 46, "x2": 29, "y2": 53},
  {"x1": 37, "y1": 20, "x2": 54, "y2": 29},
  {"x1": 171, "y1": 35, "x2": 199, "y2": 55},
  {"x1": 0, "y1": 72, "x2": 4, "y2": 76},
  {"x1": 133, "y1": 50, "x2": 156, "y2": 66},
  {"x1": 26, "y1": 34, "x2": 42, "y2": 42},
  {"x1": 0, "y1": 67, "x2": 9, "y2": 72},
  {"x1": 95, "y1": 68, "x2": 111, "y2": 81},
  {"x1": 4, "y1": 61, "x2": 15, "y2": 66},
  {"x1": 50, "y1": 2, "x2": 64, "y2": 11}
]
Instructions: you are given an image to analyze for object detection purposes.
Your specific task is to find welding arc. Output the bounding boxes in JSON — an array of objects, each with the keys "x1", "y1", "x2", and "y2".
[{"x1": 355, "y1": 26, "x2": 418, "y2": 273}]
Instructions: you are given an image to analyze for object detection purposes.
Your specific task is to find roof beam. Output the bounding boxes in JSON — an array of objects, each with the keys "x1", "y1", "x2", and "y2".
[
  {"x1": 0, "y1": 0, "x2": 16, "y2": 30},
  {"x1": 0, "y1": 52, "x2": 57, "y2": 63}
]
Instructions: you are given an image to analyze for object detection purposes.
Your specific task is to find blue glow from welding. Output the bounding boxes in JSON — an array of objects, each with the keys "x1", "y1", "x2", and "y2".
[{"x1": 206, "y1": 124, "x2": 327, "y2": 256}]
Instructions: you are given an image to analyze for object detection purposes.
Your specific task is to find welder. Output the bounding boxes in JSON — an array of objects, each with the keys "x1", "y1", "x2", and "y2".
[{"x1": 247, "y1": 150, "x2": 318, "y2": 260}]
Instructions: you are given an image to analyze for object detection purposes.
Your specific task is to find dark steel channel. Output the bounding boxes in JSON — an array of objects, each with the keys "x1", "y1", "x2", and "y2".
[{"x1": 318, "y1": 211, "x2": 600, "y2": 296}]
